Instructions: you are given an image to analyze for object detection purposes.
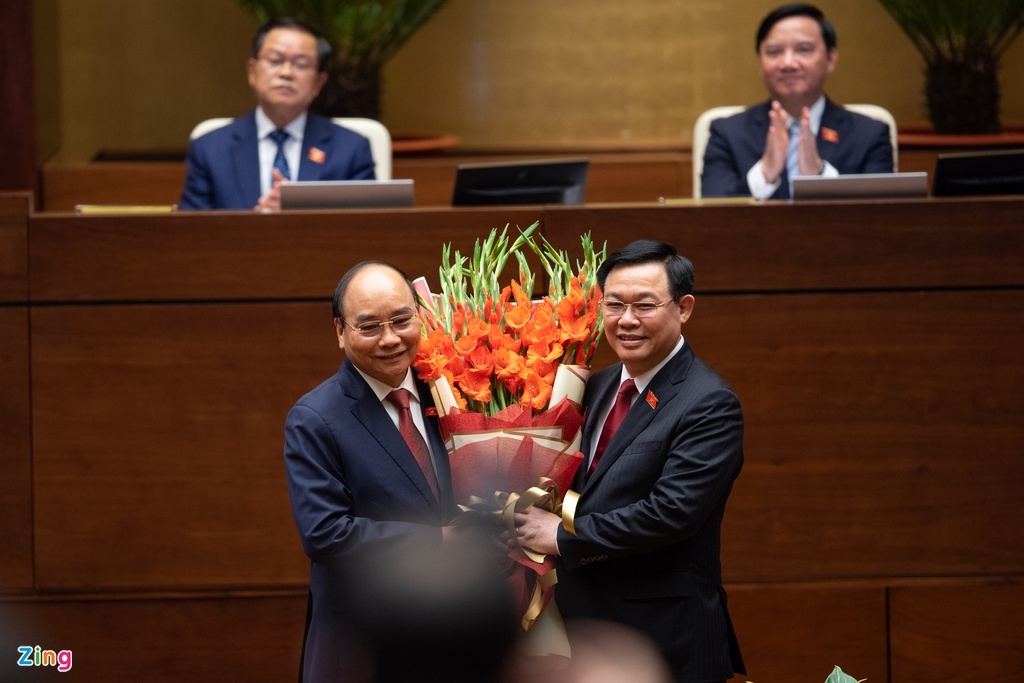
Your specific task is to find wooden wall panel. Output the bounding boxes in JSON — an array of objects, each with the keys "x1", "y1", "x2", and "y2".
[
  {"x1": 28, "y1": 208, "x2": 544, "y2": 302},
  {"x1": 0, "y1": 193, "x2": 31, "y2": 591},
  {"x1": 0, "y1": 193, "x2": 30, "y2": 302},
  {"x1": 0, "y1": 1, "x2": 36, "y2": 195},
  {"x1": 592, "y1": 290, "x2": 1024, "y2": 581},
  {"x1": 31, "y1": 302, "x2": 336, "y2": 590},
  {"x1": 0, "y1": 594, "x2": 306, "y2": 683},
  {"x1": 0, "y1": 307, "x2": 32, "y2": 592},
  {"x1": 726, "y1": 583, "x2": 888, "y2": 683},
  {"x1": 544, "y1": 197, "x2": 1024, "y2": 292},
  {"x1": 40, "y1": 162, "x2": 187, "y2": 212},
  {"x1": 890, "y1": 581, "x2": 1024, "y2": 683}
]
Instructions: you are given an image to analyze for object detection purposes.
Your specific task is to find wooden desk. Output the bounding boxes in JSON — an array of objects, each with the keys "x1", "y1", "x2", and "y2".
[
  {"x1": 40, "y1": 151, "x2": 692, "y2": 211},
  {"x1": 8, "y1": 197, "x2": 1024, "y2": 683}
]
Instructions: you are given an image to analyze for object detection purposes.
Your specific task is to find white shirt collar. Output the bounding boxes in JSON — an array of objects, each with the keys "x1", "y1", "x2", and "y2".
[
  {"x1": 255, "y1": 107, "x2": 307, "y2": 141},
  {"x1": 618, "y1": 335, "x2": 686, "y2": 395},
  {"x1": 786, "y1": 95, "x2": 826, "y2": 135},
  {"x1": 353, "y1": 366, "x2": 419, "y2": 404}
]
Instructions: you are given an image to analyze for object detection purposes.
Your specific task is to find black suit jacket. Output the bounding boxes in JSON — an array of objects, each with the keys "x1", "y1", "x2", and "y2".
[
  {"x1": 701, "y1": 97, "x2": 893, "y2": 199},
  {"x1": 284, "y1": 359, "x2": 455, "y2": 683},
  {"x1": 555, "y1": 342, "x2": 745, "y2": 683}
]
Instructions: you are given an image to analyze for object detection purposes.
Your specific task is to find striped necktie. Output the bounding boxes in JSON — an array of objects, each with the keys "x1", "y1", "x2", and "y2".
[
  {"x1": 786, "y1": 120, "x2": 800, "y2": 196},
  {"x1": 268, "y1": 129, "x2": 291, "y2": 185},
  {"x1": 588, "y1": 379, "x2": 637, "y2": 478},
  {"x1": 386, "y1": 389, "x2": 439, "y2": 500}
]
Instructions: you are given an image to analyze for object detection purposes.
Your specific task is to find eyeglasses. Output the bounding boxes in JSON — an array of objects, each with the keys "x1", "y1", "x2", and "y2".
[
  {"x1": 339, "y1": 314, "x2": 418, "y2": 338},
  {"x1": 600, "y1": 299, "x2": 673, "y2": 318},
  {"x1": 257, "y1": 54, "x2": 317, "y2": 73}
]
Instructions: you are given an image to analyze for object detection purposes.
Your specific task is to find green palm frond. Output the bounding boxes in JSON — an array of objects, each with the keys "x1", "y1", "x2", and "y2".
[
  {"x1": 877, "y1": 0, "x2": 1024, "y2": 61},
  {"x1": 237, "y1": 0, "x2": 449, "y2": 64}
]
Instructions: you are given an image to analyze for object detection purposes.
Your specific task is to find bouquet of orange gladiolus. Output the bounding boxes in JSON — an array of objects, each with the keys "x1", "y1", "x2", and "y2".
[{"x1": 413, "y1": 222, "x2": 605, "y2": 660}]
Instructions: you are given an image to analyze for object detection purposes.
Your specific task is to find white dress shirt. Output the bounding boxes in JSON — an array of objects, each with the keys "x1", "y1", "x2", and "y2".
[
  {"x1": 255, "y1": 107, "x2": 306, "y2": 197},
  {"x1": 746, "y1": 96, "x2": 839, "y2": 200}
]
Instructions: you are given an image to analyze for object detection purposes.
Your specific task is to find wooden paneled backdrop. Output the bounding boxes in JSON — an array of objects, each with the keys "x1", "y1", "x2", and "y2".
[{"x1": 1, "y1": 193, "x2": 1022, "y2": 683}]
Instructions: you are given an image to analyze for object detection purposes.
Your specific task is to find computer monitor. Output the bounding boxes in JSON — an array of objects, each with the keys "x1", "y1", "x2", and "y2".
[
  {"x1": 451, "y1": 158, "x2": 590, "y2": 206},
  {"x1": 932, "y1": 148, "x2": 1024, "y2": 197}
]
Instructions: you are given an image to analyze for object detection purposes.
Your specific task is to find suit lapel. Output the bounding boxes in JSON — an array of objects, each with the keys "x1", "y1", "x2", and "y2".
[
  {"x1": 582, "y1": 346, "x2": 694, "y2": 492},
  {"x1": 817, "y1": 98, "x2": 845, "y2": 166},
  {"x1": 297, "y1": 114, "x2": 330, "y2": 181},
  {"x1": 576, "y1": 367, "x2": 619, "y2": 489},
  {"x1": 230, "y1": 112, "x2": 262, "y2": 209},
  {"x1": 416, "y1": 379, "x2": 453, "y2": 517},
  {"x1": 339, "y1": 361, "x2": 442, "y2": 515}
]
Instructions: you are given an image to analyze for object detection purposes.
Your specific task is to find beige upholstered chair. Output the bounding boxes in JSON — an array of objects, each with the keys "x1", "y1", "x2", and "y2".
[
  {"x1": 691, "y1": 106, "x2": 744, "y2": 199},
  {"x1": 690, "y1": 104, "x2": 899, "y2": 198},
  {"x1": 188, "y1": 116, "x2": 393, "y2": 180}
]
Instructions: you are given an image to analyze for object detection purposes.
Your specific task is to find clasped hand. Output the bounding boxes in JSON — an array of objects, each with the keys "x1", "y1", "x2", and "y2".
[{"x1": 761, "y1": 100, "x2": 823, "y2": 184}]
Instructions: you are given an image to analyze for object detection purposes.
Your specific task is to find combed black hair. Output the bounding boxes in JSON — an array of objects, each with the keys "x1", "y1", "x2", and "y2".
[
  {"x1": 755, "y1": 3, "x2": 837, "y2": 52},
  {"x1": 252, "y1": 17, "x2": 333, "y2": 72},
  {"x1": 596, "y1": 240, "x2": 695, "y2": 300}
]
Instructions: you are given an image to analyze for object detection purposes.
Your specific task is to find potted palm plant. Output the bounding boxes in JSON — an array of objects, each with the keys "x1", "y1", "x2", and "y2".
[
  {"x1": 877, "y1": 0, "x2": 1024, "y2": 134},
  {"x1": 236, "y1": 0, "x2": 450, "y2": 120}
]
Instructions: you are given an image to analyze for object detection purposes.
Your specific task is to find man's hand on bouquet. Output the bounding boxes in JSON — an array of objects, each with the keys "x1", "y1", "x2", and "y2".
[{"x1": 506, "y1": 506, "x2": 561, "y2": 556}]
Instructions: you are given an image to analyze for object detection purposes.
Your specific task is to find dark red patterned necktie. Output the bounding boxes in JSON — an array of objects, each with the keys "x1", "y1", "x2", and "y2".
[
  {"x1": 386, "y1": 389, "x2": 439, "y2": 500},
  {"x1": 589, "y1": 379, "x2": 637, "y2": 477}
]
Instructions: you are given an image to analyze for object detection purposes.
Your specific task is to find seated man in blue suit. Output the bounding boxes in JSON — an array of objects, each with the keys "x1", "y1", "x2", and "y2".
[
  {"x1": 701, "y1": 3, "x2": 893, "y2": 199},
  {"x1": 179, "y1": 18, "x2": 375, "y2": 211},
  {"x1": 284, "y1": 261, "x2": 459, "y2": 682}
]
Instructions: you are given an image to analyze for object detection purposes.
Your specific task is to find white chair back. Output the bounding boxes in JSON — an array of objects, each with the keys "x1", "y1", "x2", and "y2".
[
  {"x1": 843, "y1": 104, "x2": 899, "y2": 172},
  {"x1": 691, "y1": 106, "x2": 744, "y2": 199},
  {"x1": 691, "y1": 103, "x2": 899, "y2": 198},
  {"x1": 188, "y1": 116, "x2": 393, "y2": 180},
  {"x1": 333, "y1": 117, "x2": 392, "y2": 181}
]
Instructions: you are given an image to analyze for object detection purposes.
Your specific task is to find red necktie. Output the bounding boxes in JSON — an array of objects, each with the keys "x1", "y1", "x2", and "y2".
[
  {"x1": 387, "y1": 389, "x2": 439, "y2": 500},
  {"x1": 589, "y1": 379, "x2": 638, "y2": 477}
]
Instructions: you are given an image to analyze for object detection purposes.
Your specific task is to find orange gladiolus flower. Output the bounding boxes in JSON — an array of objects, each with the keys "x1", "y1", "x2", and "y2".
[
  {"x1": 415, "y1": 327, "x2": 457, "y2": 382},
  {"x1": 467, "y1": 345, "x2": 494, "y2": 375},
  {"x1": 519, "y1": 369, "x2": 554, "y2": 411},
  {"x1": 454, "y1": 315, "x2": 489, "y2": 356},
  {"x1": 493, "y1": 345, "x2": 526, "y2": 392},
  {"x1": 458, "y1": 367, "x2": 492, "y2": 403},
  {"x1": 504, "y1": 281, "x2": 534, "y2": 331}
]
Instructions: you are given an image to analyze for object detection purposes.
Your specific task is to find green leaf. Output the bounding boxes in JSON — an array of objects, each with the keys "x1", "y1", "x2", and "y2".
[{"x1": 823, "y1": 665, "x2": 865, "y2": 683}]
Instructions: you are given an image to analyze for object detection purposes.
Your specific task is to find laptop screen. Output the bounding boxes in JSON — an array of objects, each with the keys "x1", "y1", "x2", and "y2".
[
  {"x1": 280, "y1": 180, "x2": 414, "y2": 210},
  {"x1": 791, "y1": 172, "x2": 928, "y2": 200}
]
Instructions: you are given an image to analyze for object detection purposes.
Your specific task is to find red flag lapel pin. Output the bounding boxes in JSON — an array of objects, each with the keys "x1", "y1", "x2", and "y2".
[
  {"x1": 308, "y1": 147, "x2": 326, "y2": 164},
  {"x1": 645, "y1": 390, "x2": 658, "y2": 409},
  {"x1": 425, "y1": 407, "x2": 438, "y2": 417},
  {"x1": 821, "y1": 127, "x2": 839, "y2": 143}
]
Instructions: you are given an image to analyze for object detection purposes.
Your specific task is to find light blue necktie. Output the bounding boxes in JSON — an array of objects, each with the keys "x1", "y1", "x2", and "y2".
[
  {"x1": 786, "y1": 120, "x2": 800, "y2": 196},
  {"x1": 268, "y1": 129, "x2": 291, "y2": 185}
]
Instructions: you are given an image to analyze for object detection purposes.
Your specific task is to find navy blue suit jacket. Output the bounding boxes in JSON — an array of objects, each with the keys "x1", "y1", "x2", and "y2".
[
  {"x1": 179, "y1": 110, "x2": 375, "y2": 210},
  {"x1": 284, "y1": 359, "x2": 455, "y2": 683},
  {"x1": 701, "y1": 98, "x2": 893, "y2": 199},
  {"x1": 555, "y1": 342, "x2": 745, "y2": 683}
]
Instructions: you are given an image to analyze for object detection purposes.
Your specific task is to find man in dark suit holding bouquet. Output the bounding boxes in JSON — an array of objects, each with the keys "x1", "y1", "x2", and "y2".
[
  {"x1": 514, "y1": 240, "x2": 746, "y2": 683},
  {"x1": 284, "y1": 261, "x2": 461, "y2": 683}
]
